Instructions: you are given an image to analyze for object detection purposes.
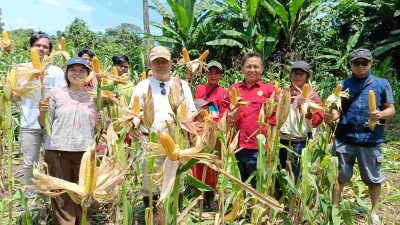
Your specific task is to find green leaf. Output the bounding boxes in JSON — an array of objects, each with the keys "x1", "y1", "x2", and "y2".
[
  {"x1": 346, "y1": 27, "x2": 363, "y2": 52},
  {"x1": 177, "y1": 158, "x2": 199, "y2": 175},
  {"x1": 149, "y1": 21, "x2": 181, "y2": 41},
  {"x1": 222, "y1": 30, "x2": 247, "y2": 40},
  {"x1": 151, "y1": 0, "x2": 174, "y2": 20},
  {"x1": 148, "y1": 35, "x2": 180, "y2": 44},
  {"x1": 260, "y1": 0, "x2": 276, "y2": 16},
  {"x1": 373, "y1": 41, "x2": 400, "y2": 56},
  {"x1": 223, "y1": 0, "x2": 241, "y2": 13},
  {"x1": 270, "y1": 0, "x2": 289, "y2": 24},
  {"x1": 186, "y1": 174, "x2": 214, "y2": 192},
  {"x1": 289, "y1": 0, "x2": 305, "y2": 24},
  {"x1": 206, "y1": 39, "x2": 243, "y2": 48},
  {"x1": 245, "y1": 0, "x2": 259, "y2": 19}
]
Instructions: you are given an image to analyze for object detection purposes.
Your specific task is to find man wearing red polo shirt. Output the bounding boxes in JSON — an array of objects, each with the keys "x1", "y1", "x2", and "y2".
[{"x1": 220, "y1": 52, "x2": 277, "y2": 188}]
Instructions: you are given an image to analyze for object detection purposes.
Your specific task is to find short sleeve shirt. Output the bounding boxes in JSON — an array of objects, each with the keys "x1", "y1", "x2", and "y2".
[{"x1": 130, "y1": 75, "x2": 196, "y2": 133}]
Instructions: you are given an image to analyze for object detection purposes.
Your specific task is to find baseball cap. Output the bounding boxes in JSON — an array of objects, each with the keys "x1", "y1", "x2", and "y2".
[
  {"x1": 350, "y1": 48, "x2": 372, "y2": 61},
  {"x1": 291, "y1": 61, "x2": 309, "y2": 73},
  {"x1": 206, "y1": 61, "x2": 223, "y2": 72},
  {"x1": 67, "y1": 57, "x2": 91, "y2": 70},
  {"x1": 148, "y1": 46, "x2": 171, "y2": 61}
]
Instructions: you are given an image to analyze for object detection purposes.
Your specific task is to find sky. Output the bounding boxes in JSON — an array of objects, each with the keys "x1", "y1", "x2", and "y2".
[{"x1": 0, "y1": 0, "x2": 164, "y2": 35}]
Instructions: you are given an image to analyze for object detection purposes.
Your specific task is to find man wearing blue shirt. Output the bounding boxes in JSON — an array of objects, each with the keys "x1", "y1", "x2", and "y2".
[{"x1": 324, "y1": 48, "x2": 395, "y2": 224}]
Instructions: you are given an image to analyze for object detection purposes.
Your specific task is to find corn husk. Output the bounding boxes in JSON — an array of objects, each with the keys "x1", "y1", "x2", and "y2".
[
  {"x1": 33, "y1": 144, "x2": 129, "y2": 204},
  {"x1": 143, "y1": 85, "x2": 154, "y2": 129},
  {"x1": 276, "y1": 87, "x2": 291, "y2": 129}
]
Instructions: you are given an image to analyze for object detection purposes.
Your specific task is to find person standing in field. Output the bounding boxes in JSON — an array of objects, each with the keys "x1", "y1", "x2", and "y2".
[
  {"x1": 279, "y1": 61, "x2": 324, "y2": 182},
  {"x1": 192, "y1": 61, "x2": 226, "y2": 210},
  {"x1": 219, "y1": 52, "x2": 277, "y2": 188},
  {"x1": 324, "y1": 48, "x2": 395, "y2": 225},
  {"x1": 128, "y1": 46, "x2": 196, "y2": 220},
  {"x1": 19, "y1": 31, "x2": 67, "y2": 199},
  {"x1": 38, "y1": 57, "x2": 98, "y2": 225},
  {"x1": 78, "y1": 48, "x2": 95, "y2": 67}
]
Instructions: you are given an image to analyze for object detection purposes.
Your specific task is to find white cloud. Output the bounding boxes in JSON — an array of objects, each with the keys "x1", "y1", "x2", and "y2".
[
  {"x1": 75, "y1": 2, "x2": 94, "y2": 12},
  {"x1": 41, "y1": 0, "x2": 63, "y2": 7},
  {"x1": 16, "y1": 17, "x2": 29, "y2": 28}
]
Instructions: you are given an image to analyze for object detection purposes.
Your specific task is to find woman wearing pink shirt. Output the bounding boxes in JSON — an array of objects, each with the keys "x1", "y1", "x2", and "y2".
[{"x1": 38, "y1": 57, "x2": 97, "y2": 225}]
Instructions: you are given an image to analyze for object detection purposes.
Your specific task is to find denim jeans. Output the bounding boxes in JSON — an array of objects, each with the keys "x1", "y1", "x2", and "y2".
[
  {"x1": 279, "y1": 139, "x2": 306, "y2": 182},
  {"x1": 235, "y1": 149, "x2": 259, "y2": 188}
]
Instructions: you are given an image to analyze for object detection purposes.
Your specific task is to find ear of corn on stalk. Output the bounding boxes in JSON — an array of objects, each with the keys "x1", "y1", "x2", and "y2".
[
  {"x1": 30, "y1": 48, "x2": 42, "y2": 70},
  {"x1": 143, "y1": 85, "x2": 154, "y2": 129},
  {"x1": 179, "y1": 102, "x2": 187, "y2": 121},
  {"x1": 198, "y1": 50, "x2": 209, "y2": 61},
  {"x1": 92, "y1": 56, "x2": 100, "y2": 73},
  {"x1": 301, "y1": 84, "x2": 310, "y2": 98},
  {"x1": 60, "y1": 37, "x2": 67, "y2": 51},
  {"x1": 112, "y1": 66, "x2": 118, "y2": 77},
  {"x1": 334, "y1": 84, "x2": 342, "y2": 96},
  {"x1": 368, "y1": 90, "x2": 376, "y2": 112},
  {"x1": 159, "y1": 132, "x2": 179, "y2": 161},
  {"x1": 230, "y1": 87, "x2": 238, "y2": 106},
  {"x1": 2, "y1": 31, "x2": 10, "y2": 43},
  {"x1": 276, "y1": 87, "x2": 291, "y2": 129},
  {"x1": 132, "y1": 95, "x2": 140, "y2": 116},
  {"x1": 141, "y1": 71, "x2": 147, "y2": 80},
  {"x1": 368, "y1": 90, "x2": 377, "y2": 130},
  {"x1": 182, "y1": 48, "x2": 190, "y2": 62}
]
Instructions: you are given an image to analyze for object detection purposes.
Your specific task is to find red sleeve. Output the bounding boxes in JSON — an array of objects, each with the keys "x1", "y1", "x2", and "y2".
[
  {"x1": 218, "y1": 85, "x2": 233, "y2": 119},
  {"x1": 305, "y1": 95, "x2": 324, "y2": 128}
]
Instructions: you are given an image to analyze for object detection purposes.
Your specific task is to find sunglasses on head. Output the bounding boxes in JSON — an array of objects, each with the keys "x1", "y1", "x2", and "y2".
[
  {"x1": 351, "y1": 60, "x2": 370, "y2": 67},
  {"x1": 159, "y1": 82, "x2": 167, "y2": 95}
]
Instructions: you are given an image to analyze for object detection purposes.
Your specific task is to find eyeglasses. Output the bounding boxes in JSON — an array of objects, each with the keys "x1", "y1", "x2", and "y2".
[
  {"x1": 351, "y1": 60, "x2": 370, "y2": 67},
  {"x1": 160, "y1": 82, "x2": 166, "y2": 95}
]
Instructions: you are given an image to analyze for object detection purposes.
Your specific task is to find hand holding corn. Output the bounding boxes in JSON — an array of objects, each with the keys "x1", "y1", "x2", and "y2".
[
  {"x1": 324, "y1": 109, "x2": 340, "y2": 124},
  {"x1": 38, "y1": 97, "x2": 50, "y2": 113}
]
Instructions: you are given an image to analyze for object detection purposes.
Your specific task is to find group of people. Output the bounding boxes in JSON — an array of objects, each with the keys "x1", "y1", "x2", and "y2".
[{"x1": 17, "y1": 31, "x2": 395, "y2": 224}]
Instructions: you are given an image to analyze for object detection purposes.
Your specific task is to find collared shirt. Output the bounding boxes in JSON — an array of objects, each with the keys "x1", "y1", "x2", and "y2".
[
  {"x1": 44, "y1": 87, "x2": 97, "y2": 152},
  {"x1": 18, "y1": 64, "x2": 67, "y2": 129},
  {"x1": 336, "y1": 73, "x2": 394, "y2": 145},
  {"x1": 130, "y1": 75, "x2": 196, "y2": 133},
  {"x1": 280, "y1": 88, "x2": 324, "y2": 139},
  {"x1": 220, "y1": 81, "x2": 277, "y2": 149},
  {"x1": 195, "y1": 84, "x2": 226, "y2": 121}
]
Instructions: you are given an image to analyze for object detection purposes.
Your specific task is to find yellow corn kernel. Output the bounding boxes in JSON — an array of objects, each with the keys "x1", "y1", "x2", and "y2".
[
  {"x1": 368, "y1": 90, "x2": 376, "y2": 112},
  {"x1": 159, "y1": 132, "x2": 179, "y2": 161},
  {"x1": 132, "y1": 95, "x2": 140, "y2": 115},
  {"x1": 102, "y1": 79, "x2": 109, "y2": 86},
  {"x1": 60, "y1": 37, "x2": 67, "y2": 51},
  {"x1": 334, "y1": 84, "x2": 342, "y2": 96},
  {"x1": 182, "y1": 48, "x2": 190, "y2": 62},
  {"x1": 7, "y1": 70, "x2": 17, "y2": 88},
  {"x1": 84, "y1": 150, "x2": 96, "y2": 195},
  {"x1": 302, "y1": 84, "x2": 310, "y2": 98},
  {"x1": 92, "y1": 56, "x2": 100, "y2": 73},
  {"x1": 30, "y1": 48, "x2": 41, "y2": 70},
  {"x1": 274, "y1": 81, "x2": 279, "y2": 91},
  {"x1": 179, "y1": 102, "x2": 187, "y2": 121},
  {"x1": 230, "y1": 87, "x2": 238, "y2": 106},
  {"x1": 140, "y1": 71, "x2": 147, "y2": 80},
  {"x1": 198, "y1": 50, "x2": 209, "y2": 61},
  {"x1": 2, "y1": 31, "x2": 10, "y2": 43},
  {"x1": 112, "y1": 66, "x2": 118, "y2": 76}
]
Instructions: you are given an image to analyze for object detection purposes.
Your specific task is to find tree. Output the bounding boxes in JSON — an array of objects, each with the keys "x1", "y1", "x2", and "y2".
[
  {"x1": 0, "y1": 8, "x2": 5, "y2": 32},
  {"x1": 143, "y1": 0, "x2": 151, "y2": 49}
]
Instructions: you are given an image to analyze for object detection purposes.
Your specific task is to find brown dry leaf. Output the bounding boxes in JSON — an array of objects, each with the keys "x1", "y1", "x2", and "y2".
[
  {"x1": 143, "y1": 85, "x2": 154, "y2": 129},
  {"x1": 169, "y1": 76, "x2": 182, "y2": 110}
]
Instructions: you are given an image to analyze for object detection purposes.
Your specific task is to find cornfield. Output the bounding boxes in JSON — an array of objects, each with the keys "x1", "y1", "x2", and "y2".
[{"x1": 0, "y1": 31, "x2": 399, "y2": 225}]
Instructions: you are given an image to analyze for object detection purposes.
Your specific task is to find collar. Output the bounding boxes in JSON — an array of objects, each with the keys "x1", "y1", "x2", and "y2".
[{"x1": 239, "y1": 80, "x2": 262, "y2": 89}]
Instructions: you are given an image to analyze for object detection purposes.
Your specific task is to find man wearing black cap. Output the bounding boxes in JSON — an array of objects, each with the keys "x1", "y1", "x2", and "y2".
[
  {"x1": 192, "y1": 60, "x2": 226, "y2": 210},
  {"x1": 324, "y1": 48, "x2": 395, "y2": 224},
  {"x1": 279, "y1": 61, "x2": 324, "y2": 181}
]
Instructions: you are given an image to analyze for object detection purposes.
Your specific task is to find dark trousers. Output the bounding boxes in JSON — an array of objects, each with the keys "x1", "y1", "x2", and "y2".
[
  {"x1": 235, "y1": 149, "x2": 259, "y2": 188},
  {"x1": 45, "y1": 150, "x2": 92, "y2": 225},
  {"x1": 279, "y1": 139, "x2": 306, "y2": 182}
]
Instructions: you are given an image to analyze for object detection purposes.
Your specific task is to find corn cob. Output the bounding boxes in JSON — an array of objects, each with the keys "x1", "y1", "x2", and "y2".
[
  {"x1": 92, "y1": 56, "x2": 100, "y2": 73},
  {"x1": 159, "y1": 132, "x2": 179, "y2": 161},
  {"x1": 112, "y1": 66, "x2": 118, "y2": 76},
  {"x1": 140, "y1": 71, "x2": 147, "y2": 80},
  {"x1": 368, "y1": 90, "x2": 376, "y2": 112},
  {"x1": 179, "y1": 102, "x2": 187, "y2": 121},
  {"x1": 60, "y1": 37, "x2": 67, "y2": 51},
  {"x1": 30, "y1": 48, "x2": 41, "y2": 70},
  {"x1": 230, "y1": 87, "x2": 238, "y2": 106},
  {"x1": 334, "y1": 84, "x2": 342, "y2": 96},
  {"x1": 84, "y1": 150, "x2": 96, "y2": 195},
  {"x1": 2, "y1": 31, "x2": 11, "y2": 43},
  {"x1": 274, "y1": 81, "x2": 279, "y2": 91},
  {"x1": 132, "y1": 95, "x2": 140, "y2": 115},
  {"x1": 102, "y1": 79, "x2": 109, "y2": 86},
  {"x1": 198, "y1": 50, "x2": 209, "y2": 61},
  {"x1": 302, "y1": 83, "x2": 310, "y2": 98},
  {"x1": 182, "y1": 48, "x2": 190, "y2": 62}
]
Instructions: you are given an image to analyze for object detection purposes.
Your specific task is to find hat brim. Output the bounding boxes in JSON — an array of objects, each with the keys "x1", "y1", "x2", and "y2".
[
  {"x1": 350, "y1": 57, "x2": 372, "y2": 62},
  {"x1": 291, "y1": 67, "x2": 309, "y2": 73},
  {"x1": 150, "y1": 55, "x2": 171, "y2": 61},
  {"x1": 67, "y1": 62, "x2": 91, "y2": 71}
]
